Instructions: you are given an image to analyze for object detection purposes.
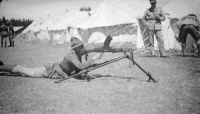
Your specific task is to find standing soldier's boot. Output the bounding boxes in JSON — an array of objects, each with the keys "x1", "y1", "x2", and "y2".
[
  {"x1": 182, "y1": 43, "x2": 186, "y2": 57},
  {"x1": 8, "y1": 39, "x2": 12, "y2": 47},
  {"x1": 0, "y1": 60, "x2": 3, "y2": 66},
  {"x1": 4, "y1": 39, "x2": 7, "y2": 48},
  {"x1": 150, "y1": 46, "x2": 156, "y2": 56},
  {"x1": 1, "y1": 39, "x2": 3, "y2": 47},
  {"x1": 159, "y1": 43, "x2": 167, "y2": 57},
  {"x1": 12, "y1": 41, "x2": 14, "y2": 47}
]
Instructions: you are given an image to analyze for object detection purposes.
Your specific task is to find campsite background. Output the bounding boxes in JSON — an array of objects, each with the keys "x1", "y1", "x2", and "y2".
[
  {"x1": 0, "y1": 0, "x2": 200, "y2": 113},
  {"x1": 1, "y1": 0, "x2": 199, "y2": 50}
]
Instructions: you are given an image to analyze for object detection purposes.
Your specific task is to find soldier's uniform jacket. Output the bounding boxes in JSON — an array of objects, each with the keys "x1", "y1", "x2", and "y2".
[
  {"x1": 0, "y1": 26, "x2": 8, "y2": 36},
  {"x1": 45, "y1": 51, "x2": 94, "y2": 79},
  {"x1": 59, "y1": 51, "x2": 94, "y2": 75},
  {"x1": 8, "y1": 26, "x2": 15, "y2": 35},
  {"x1": 142, "y1": 7, "x2": 165, "y2": 30}
]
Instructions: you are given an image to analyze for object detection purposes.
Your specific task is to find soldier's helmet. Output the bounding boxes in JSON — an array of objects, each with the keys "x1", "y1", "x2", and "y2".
[
  {"x1": 70, "y1": 37, "x2": 84, "y2": 49},
  {"x1": 149, "y1": 0, "x2": 157, "y2": 4}
]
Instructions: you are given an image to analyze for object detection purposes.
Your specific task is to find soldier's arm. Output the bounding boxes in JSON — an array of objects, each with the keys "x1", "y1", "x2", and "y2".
[
  {"x1": 74, "y1": 68, "x2": 81, "y2": 74},
  {"x1": 157, "y1": 7, "x2": 165, "y2": 21},
  {"x1": 68, "y1": 54, "x2": 95, "y2": 70},
  {"x1": 142, "y1": 10, "x2": 149, "y2": 26}
]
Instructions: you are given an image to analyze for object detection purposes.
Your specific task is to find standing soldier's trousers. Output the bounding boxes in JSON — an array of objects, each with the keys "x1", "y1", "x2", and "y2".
[
  {"x1": 9, "y1": 34, "x2": 15, "y2": 47},
  {"x1": 1, "y1": 35, "x2": 8, "y2": 47},
  {"x1": 148, "y1": 30, "x2": 165, "y2": 56}
]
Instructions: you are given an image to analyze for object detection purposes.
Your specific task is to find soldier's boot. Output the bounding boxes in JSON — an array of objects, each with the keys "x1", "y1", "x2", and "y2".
[
  {"x1": 11, "y1": 41, "x2": 14, "y2": 47},
  {"x1": 4, "y1": 41, "x2": 7, "y2": 48},
  {"x1": 8, "y1": 39, "x2": 12, "y2": 47},
  {"x1": 182, "y1": 43, "x2": 186, "y2": 57},
  {"x1": 1, "y1": 39, "x2": 3, "y2": 47},
  {"x1": 0, "y1": 61, "x2": 4, "y2": 66},
  {"x1": 159, "y1": 43, "x2": 167, "y2": 57},
  {"x1": 149, "y1": 46, "x2": 156, "y2": 56}
]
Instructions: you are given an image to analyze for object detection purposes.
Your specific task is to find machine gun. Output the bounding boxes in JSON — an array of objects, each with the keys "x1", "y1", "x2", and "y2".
[
  {"x1": 80, "y1": 47, "x2": 137, "y2": 55},
  {"x1": 54, "y1": 35, "x2": 157, "y2": 83}
]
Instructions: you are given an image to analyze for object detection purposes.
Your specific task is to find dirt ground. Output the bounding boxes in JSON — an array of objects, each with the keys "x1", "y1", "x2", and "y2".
[{"x1": 0, "y1": 40, "x2": 200, "y2": 114}]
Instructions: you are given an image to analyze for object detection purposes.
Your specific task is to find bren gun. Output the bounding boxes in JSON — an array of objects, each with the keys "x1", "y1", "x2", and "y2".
[{"x1": 54, "y1": 35, "x2": 157, "y2": 83}]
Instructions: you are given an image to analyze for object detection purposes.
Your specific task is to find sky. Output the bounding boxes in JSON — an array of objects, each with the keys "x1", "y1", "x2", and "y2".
[
  {"x1": 0, "y1": 0, "x2": 170, "y2": 21},
  {"x1": 0, "y1": 0, "x2": 102, "y2": 21}
]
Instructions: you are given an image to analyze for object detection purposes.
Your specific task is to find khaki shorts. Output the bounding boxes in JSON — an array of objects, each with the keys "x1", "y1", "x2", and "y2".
[{"x1": 31, "y1": 66, "x2": 48, "y2": 78}]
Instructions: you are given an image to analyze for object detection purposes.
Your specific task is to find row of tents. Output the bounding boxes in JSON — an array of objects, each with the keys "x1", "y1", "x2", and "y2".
[{"x1": 18, "y1": 0, "x2": 200, "y2": 51}]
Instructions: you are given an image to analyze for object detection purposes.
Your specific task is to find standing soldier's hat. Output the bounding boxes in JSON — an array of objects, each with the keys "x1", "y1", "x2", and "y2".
[{"x1": 149, "y1": 0, "x2": 157, "y2": 3}]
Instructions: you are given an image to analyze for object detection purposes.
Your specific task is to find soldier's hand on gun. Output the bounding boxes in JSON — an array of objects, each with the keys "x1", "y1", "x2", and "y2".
[{"x1": 92, "y1": 52, "x2": 104, "y2": 60}]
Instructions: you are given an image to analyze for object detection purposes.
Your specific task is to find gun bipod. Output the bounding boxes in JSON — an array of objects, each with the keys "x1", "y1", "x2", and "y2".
[{"x1": 125, "y1": 52, "x2": 157, "y2": 83}]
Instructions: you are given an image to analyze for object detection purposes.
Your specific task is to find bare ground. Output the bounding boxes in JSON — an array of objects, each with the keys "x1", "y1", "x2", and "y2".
[{"x1": 0, "y1": 40, "x2": 200, "y2": 114}]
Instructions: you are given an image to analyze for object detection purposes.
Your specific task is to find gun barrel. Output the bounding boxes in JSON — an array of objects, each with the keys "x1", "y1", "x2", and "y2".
[{"x1": 80, "y1": 48, "x2": 136, "y2": 55}]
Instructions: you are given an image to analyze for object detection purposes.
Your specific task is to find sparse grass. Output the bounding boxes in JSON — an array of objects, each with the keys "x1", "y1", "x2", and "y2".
[{"x1": 0, "y1": 40, "x2": 200, "y2": 114}]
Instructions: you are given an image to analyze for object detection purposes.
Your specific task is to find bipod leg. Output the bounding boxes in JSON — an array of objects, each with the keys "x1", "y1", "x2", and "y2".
[{"x1": 128, "y1": 52, "x2": 157, "y2": 83}]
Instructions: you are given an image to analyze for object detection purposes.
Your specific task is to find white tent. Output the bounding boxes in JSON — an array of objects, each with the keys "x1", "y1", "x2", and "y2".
[
  {"x1": 51, "y1": 11, "x2": 89, "y2": 30},
  {"x1": 30, "y1": 21, "x2": 42, "y2": 33},
  {"x1": 77, "y1": 1, "x2": 137, "y2": 29},
  {"x1": 74, "y1": 0, "x2": 144, "y2": 48},
  {"x1": 40, "y1": 16, "x2": 60, "y2": 30},
  {"x1": 37, "y1": 16, "x2": 66, "y2": 44},
  {"x1": 40, "y1": 11, "x2": 89, "y2": 44},
  {"x1": 21, "y1": 0, "x2": 188, "y2": 47},
  {"x1": 22, "y1": 21, "x2": 38, "y2": 33},
  {"x1": 21, "y1": 21, "x2": 41, "y2": 43},
  {"x1": 13, "y1": 26, "x2": 24, "y2": 32}
]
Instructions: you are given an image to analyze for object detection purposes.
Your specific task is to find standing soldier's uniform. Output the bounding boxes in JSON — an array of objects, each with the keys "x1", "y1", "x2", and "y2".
[
  {"x1": 8, "y1": 23, "x2": 15, "y2": 47},
  {"x1": 0, "y1": 23, "x2": 8, "y2": 48},
  {"x1": 142, "y1": 0, "x2": 166, "y2": 57}
]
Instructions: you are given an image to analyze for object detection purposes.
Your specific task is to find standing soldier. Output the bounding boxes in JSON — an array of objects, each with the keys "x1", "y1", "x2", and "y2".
[
  {"x1": 0, "y1": 23, "x2": 9, "y2": 48},
  {"x1": 142, "y1": 0, "x2": 167, "y2": 57},
  {"x1": 8, "y1": 22, "x2": 15, "y2": 47}
]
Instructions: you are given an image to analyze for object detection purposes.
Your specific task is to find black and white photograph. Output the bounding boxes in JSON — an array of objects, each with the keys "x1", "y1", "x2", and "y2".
[{"x1": 0, "y1": 0, "x2": 200, "y2": 113}]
